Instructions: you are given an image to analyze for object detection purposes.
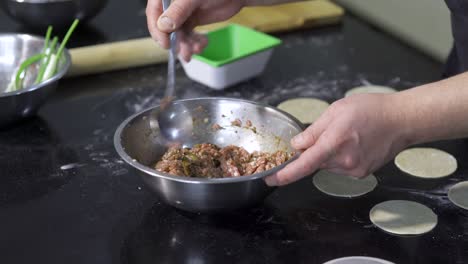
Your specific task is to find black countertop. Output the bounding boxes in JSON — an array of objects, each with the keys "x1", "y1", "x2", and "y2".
[{"x1": 1, "y1": 1, "x2": 468, "y2": 264}]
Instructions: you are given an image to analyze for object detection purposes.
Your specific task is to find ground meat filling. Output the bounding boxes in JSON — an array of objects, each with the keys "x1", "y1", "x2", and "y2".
[
  {"x1": 155, "y1": 143, "x2": 294, "y2": 178},
  {"x1": 231, "y1": 119, "x2": 242, "y2": 127},
  {"x1": 211, "y1": 123, "x2": 223, "y2": 131}
]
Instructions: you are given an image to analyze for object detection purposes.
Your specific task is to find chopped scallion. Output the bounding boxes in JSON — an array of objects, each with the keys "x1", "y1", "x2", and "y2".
[
  {"x1": 8, "y1": 20, "x2": 79, "y2": 92},
  {"x1": 14, "y1": 53, "x2": 45, "y2": 91}
]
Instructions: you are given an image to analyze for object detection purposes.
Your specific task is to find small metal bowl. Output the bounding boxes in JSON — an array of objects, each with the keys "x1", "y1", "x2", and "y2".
[
  {"x1": 114, "y1": 98, "x2": 304, "y2": 213},
  {"x1": 1, "y1": 0, "x2": 107, "y2": 29},
  {"x1": 0, "y1": 34, "x2": 71, "y2": 127}
]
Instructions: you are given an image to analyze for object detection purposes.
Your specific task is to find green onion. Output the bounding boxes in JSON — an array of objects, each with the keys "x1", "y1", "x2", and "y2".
[
  {"x1": 14, "y1": 53, "x2": 45, "y2": 91},
  {"x1": 36, "y1": 36, "x2": 58, "y2": 83},
  {"x1": 48, "y1": 36, "x2": 58, "y2": 55},
  {"x1": 182, "y1": 157, "x2": 191, "y2": 176},
  {"x1": 43, "y1": 54, "x2": 58, "y2": 81},
  {"x1": 35, "y1": 26, "x2": 53, "y2": 84},
  {"x1": 56, "y1": 19, "x2": 79, "y2": 62},
  {"x1": 10, "y1": 19, "x2": 79, "y2": 92},
  {"x1": 42, "y1": 26, "x2": 53, "y2": 54},
  {"x1": 42, "y1": 19, "x2": 79, "y2": 82},
  {"x1": 185, "y1": 153, "x2": 199, "y2": 161}
]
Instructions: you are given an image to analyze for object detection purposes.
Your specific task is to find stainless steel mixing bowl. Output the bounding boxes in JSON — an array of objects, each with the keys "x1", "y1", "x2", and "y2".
[
  {"x1": 1, "y1": 0, "x2": 107, "y2": 29},
  {"x1": 114, "y1": 98, "x2": 304, "y2": 213},
  {"x1": 0, "y1": 34, "x2": 71, "y2": 127}
]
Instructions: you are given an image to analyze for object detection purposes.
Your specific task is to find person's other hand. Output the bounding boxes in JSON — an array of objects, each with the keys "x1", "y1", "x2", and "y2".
[
  {"x1": 146, "y1": 0, "x2": 246, "y2": 61},
  {"x1": 265, "y1": 93, "x2": 409, "y2": 186}
]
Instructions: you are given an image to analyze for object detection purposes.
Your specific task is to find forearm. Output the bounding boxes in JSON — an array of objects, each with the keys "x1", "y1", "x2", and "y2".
[
  {"x1": 246, "y1": 0, "x2": 302, "y2": 6},
  {"x1": 391, "y1": 72, "x2": 468, "y2": 145}
]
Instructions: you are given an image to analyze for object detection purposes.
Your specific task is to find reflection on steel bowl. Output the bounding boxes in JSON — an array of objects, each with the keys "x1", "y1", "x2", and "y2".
[
  {"x1": 0, "y1": 34, "x2": 71, "y2": 127},
  {"x1": 114, "y1": 98, "x2": 304, "y2": 213}
]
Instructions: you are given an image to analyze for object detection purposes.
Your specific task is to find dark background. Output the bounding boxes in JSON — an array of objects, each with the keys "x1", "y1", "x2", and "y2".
[{"x1": 1, "y1": 1, "x2": 467, "y2": 263}]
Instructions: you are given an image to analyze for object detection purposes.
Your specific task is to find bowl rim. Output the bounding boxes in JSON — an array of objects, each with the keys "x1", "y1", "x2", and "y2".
[
  {"x1": 0, "y1": 33, "x2": 72, "y2": 98},
  {"x1": 114, "y1": 97, "x2": 305, "y2": 185}
]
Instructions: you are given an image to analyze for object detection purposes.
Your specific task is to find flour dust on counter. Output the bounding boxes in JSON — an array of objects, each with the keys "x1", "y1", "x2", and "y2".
[
  {"x1": 257, "y1": 74, "x2": 343, "y2": 105},
  {"x1": 356, "y1": 75, "x2": 421, "y2": 89},
  {"x1": 79, "y1": 126, "x2": 130, "y2": 178},
  {"x1": 126, "y1": 92, "x2": 161, "y2": 113},
  {"x1": 281, "y1": 31, "x2": 344, "y2": 49},
  {"x1": 382, "y1": 184, "x2": 454, "y2": 209},
  {"x1": 60, "y1": 163, "x2": 87, "y2": 170},
  {"x1": 251, "y1": 71, "x2": 420, "y2": 108}
]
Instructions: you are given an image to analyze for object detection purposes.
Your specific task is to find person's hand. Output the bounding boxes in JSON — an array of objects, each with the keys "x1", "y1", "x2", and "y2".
[
  {"x1": 265, "y1": 93, "x2": 410, "y2": 186},
  {"x1": 146, "y1": 0, "x2": 247, "y2": 61}
]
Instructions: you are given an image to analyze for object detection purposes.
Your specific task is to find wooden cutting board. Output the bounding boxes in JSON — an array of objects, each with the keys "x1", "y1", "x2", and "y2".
[
  {"x1": 67, "y1": 0, "x2": 344, "y2": 77},
  {"x1": 196, "y1": 0, "x2": 344, "y2": 33}
]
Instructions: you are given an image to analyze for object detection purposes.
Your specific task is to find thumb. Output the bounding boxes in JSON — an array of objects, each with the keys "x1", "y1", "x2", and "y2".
[
  {"x1": 267, "y1": 134, "x2": 335, "y2": 186},
  {"x1": 291, "y1": 113, "x2": 329, "y2": 150},
  {"x1": 158, "y1": 0, "x2": 198, "y2": 32}
]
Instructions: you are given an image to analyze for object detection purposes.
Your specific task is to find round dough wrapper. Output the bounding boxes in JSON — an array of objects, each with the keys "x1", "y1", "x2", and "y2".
[
  {"x1": 324, "y1": 256, "x2": 395, "y2": 264},
  {"x1": 277, "y1": 98, "x2": 329, "y2": 124},
  {"x1": 448, "y1": 181, "x2": 468, "y2": 210},
  {"x1": 369, "y1": 200, "x2": 437, "y2": 235},
  {"x1": 394, "y1": 148, "x2": 457, "y2": 178},
  {"x1": 313, "y1": 170, "x2": 378, "y2": 198},
  {"x1": 345, "y1": 85, "x2": 397, "y2": 97}
]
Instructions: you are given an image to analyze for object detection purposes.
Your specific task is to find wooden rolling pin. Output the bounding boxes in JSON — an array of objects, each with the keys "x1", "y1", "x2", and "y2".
[
  {"x1": 66, "y1": 0, "x2": 343, "y2": 77},
  {"x1": 67, "y1": 38, "x2": 167, "y2": 77}
]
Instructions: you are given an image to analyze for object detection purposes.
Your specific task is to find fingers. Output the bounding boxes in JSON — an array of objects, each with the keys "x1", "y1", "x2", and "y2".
[
  {"x1": 157, "y1": 0, "x2": 199, "y2": 33},
  {"x1": 147, "y1": 0, "x2": 200, "y2": 50},
  {"x1": 265, "y1": 136, "x2": 334, "y2": 186},
  {"x1": 320, "y1": 148, "x2": 368, "y2": 179},
  {"x1": 176, "y1": 32, "x2": 208, "y2": 62},
  {"x1": 178, "y1": 32, "x2": 192, "y2": 62},
  {"x1": 146, "y1": 0, "x2": 170, "y2": 48},
  {"x1": 291, "y1": 113, "x2": 331, "y2": 150},
  {"x1": 191, "y1": 33, "x2": 208, "y2": 54}
]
